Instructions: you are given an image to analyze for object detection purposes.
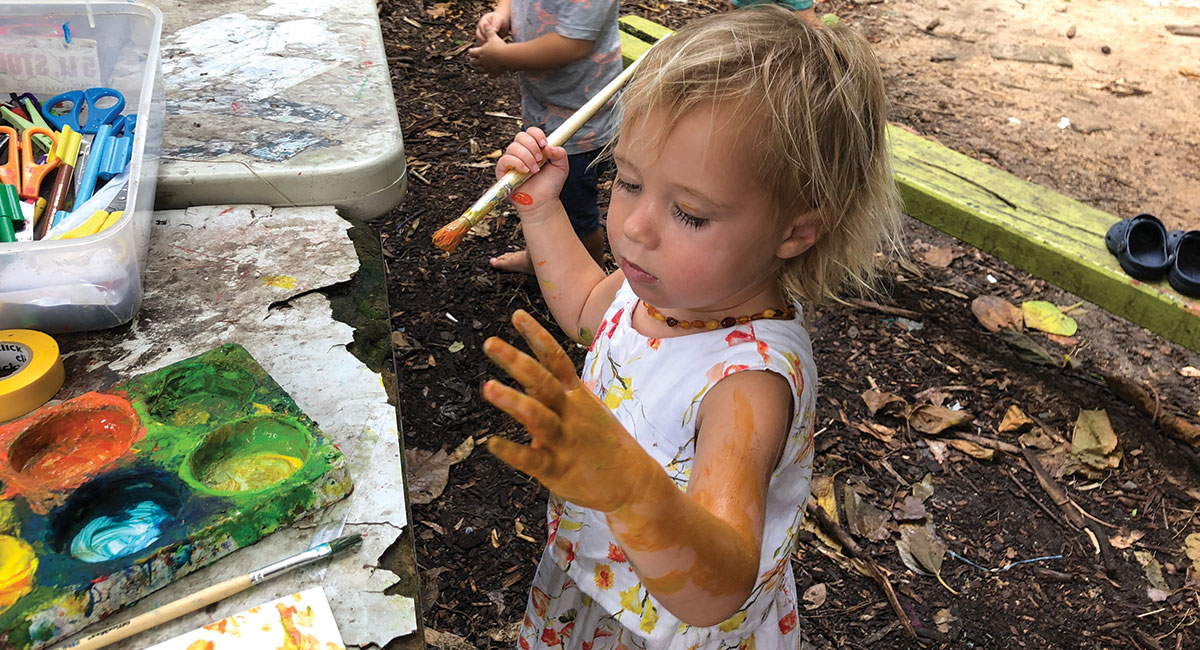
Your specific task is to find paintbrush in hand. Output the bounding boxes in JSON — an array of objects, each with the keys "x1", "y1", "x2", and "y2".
[
  {"x1": 432, "y1": 38, "x2": 666, "y2": 253},
  {"x1": 60, "y1": 533, "x2": 363, "y2": 650}
]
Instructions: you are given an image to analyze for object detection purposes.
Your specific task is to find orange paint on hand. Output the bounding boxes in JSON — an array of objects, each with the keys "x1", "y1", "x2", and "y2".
[{"x1": 511, "y1": 192, "x2": 533, "y2": 206}]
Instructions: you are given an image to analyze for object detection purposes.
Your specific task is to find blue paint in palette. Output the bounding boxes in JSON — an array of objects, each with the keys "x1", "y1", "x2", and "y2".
[{"x1": 70, "y1": 500, "x2": 171, "y2": 563}]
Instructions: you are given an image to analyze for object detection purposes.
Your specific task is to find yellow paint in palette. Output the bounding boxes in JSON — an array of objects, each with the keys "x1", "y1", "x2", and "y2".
[
  {"x1": 0, "y1": 535, "x2": 37, "y2": 614},
  {"x1": 202, "y1": 453, "x2": 304, "y2": 493}
]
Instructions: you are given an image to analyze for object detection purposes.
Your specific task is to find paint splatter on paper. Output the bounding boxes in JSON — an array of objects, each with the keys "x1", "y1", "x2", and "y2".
[{"x1": 144, "y1": 588, "x2": 344, "y2": 650}]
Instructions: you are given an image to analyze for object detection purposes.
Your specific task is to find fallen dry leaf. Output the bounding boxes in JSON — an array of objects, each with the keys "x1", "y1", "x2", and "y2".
[
  {"x1": 1019, "y1": 429, "x2": 1057, "y2": 450},
  {"x1": 423, "y1": 129, "x2": 453, "y2": 138},
  {"x1": 999, "y1": 405, "x2": 1033, "y2": 433},
  {"x1": 857, "y1": 421, "x2": 897, "y2": 443},
  {"x1": 424, "y1": 2, "x2": 452, "y2": 18},
  {"x1": 1135, "y1": 551, "x2": 1170, "y2": 602},
  {"x1": 447, "y1": 436, "x2": 475, "y2": 465},
  {"x1": 896, "y1": 523, "x2": 957, "y2": 594},
  {"x1": 862, "y1": 389, "x2": 906, "y2": 416},
  {"x1": 843, "y1": 483, "x2": 892, "y2": 541},
  {"x1": 949, "y1": 438, "x2": 995, "y2": 460},
  {"x1": 1181, "y1": 366, "x2": 1200, "y2": 378},
  {"x1": 926, "y1": 439, "x2": 949, "y2": 464},
  {"x1": 803, "y1": 583, "x2": 828, "y2": 609},
  {"x1": 405, "y1": 447, "x2": 451, "y2": 505},
  {"x1": 1071, "y1": 409, "x2": 1121, "y2": 473},
  {"x1": 911, "y1": 473, "x2": 935, "y2": 501},
  {"x1": 922, "y1": 246, "x2": 959, "y2": 268},
  {"x1": 804, "y1": 475, "x2": 842, "y2": 551},
  {"x1": 893, "y1": 495, "x2": 928, "y2": 522},
  {"x1": 1022, "y1": 301, "x2": 1078, "y2": 336},
  {"x1": 971, "y1": 295, "x2": 1023, "y2": 332},
  {"x1": 934, "y1": 608, "x2": 956, "y2": 635},
  {"x1": 909, "y1": 404, "x2": 975, "y2": 434},
  {"x1": 1109, "y1": 530, "x2": 1145, "y2": 550},
  {"x1": 997, "y1": 329, "x2": 1066, "y2": 367}
]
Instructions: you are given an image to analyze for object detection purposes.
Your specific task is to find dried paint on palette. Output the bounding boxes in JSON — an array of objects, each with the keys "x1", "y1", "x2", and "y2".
[{"x1": 0, "y1": 345, "x2": 353, "y2": 650}]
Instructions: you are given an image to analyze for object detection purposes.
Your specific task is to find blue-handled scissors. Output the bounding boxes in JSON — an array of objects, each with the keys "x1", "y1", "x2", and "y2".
[{"x1": 41, "y1": 87, "x2": 125, "y2": 134}]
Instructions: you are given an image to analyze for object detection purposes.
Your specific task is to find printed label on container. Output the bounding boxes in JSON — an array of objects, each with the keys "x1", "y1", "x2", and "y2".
[{"x1": 0, "y1": 36, "x2": 102, "y2": 96}]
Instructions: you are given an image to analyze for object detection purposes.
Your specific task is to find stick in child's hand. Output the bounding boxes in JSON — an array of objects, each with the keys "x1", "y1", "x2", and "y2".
[{"x1": 431, "y1": 37, "x2": 668, "y2": 253}]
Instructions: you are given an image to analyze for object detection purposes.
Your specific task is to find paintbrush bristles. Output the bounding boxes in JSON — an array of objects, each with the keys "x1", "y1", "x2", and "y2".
[{"x1": 432, "y1": 217, "x2": 473, "y2": 253}]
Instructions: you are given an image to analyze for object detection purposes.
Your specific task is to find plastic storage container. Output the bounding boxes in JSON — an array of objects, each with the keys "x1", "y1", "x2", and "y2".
[{"x1": 0, "y1": 1, "x2": 163, "y2": 333}]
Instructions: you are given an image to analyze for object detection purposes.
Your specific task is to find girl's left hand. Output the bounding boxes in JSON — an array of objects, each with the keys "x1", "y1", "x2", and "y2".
[{"x1": 482, "y1": 310, "x2": 657, "y2": 513}]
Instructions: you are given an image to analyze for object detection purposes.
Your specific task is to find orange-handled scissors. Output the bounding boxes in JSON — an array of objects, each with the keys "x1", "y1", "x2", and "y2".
[
  {"x1": 0, "y1": 126, "x2": 17, "y2": 190},
  {"x1": 19, "y1": 126, "x2": 58, "y2": 202}
]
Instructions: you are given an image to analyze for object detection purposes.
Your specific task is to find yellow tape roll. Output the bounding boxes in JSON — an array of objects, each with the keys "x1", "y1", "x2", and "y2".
[{"x1": 0, "y1": 330, "x2": 65, "y2": 422}]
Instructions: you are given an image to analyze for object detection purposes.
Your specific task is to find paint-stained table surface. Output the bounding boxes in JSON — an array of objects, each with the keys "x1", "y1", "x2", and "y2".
[
  {"x1": 50, "y1": 206, "x2": 421, "y2": 650},
  {"x1": 149, "y1": 0, "x2": 406, "y2": 220}
]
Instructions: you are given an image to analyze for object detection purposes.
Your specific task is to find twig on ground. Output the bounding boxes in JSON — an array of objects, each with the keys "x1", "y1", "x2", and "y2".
[
  {"x1": 1006, "y1": 468, "x2": 1071, "y2": 529},
  {"x1": 1022, "y1": 449, "x2": 1118, "y2": 577},
  {"x1": 805, "y1": 502, "x2": 917, "y2": 640},
  {"x1": 843, "y1": 297, "x2": 922, "y2": 319},
  {"x1": 957, "y1": 431, "x2": 1021, "y2": 455}
]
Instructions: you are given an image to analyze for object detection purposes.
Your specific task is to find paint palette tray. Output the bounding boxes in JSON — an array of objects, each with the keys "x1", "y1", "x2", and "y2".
[{"x1": 0, "y1": 344, "x2": 352, "y2": 650}]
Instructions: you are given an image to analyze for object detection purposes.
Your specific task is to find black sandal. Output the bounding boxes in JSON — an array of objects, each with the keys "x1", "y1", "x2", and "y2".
[
  {"x1": 1105, "y1": 213, "x2": 1172, "y2": 281},
  {"x1": 1167, "y1": 229, "x2": 1200, "y2": 298}
]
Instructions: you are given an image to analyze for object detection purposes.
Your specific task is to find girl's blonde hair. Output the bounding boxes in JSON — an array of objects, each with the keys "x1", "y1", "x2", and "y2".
[{"x1": 618, "y1": 6, "x2": 902, "y2": 303}]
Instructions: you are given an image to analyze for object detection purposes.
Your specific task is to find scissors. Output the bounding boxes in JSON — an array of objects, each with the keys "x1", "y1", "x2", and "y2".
[
  {"x1": 0, "y1": 126, "x2": 17, "y2": 190},
  {"x1": 41, "y1": 87, "x2": 125, "y2": 134},
  {"x1": 1, "y1": 106, "x2": 54, "y2": 152},
  {"x1": 20, "y1": 126, "x2": 59, "y2": 202}
]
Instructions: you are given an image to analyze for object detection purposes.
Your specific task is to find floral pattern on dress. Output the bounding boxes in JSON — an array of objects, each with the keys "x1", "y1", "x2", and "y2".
[{"x1": 518, "y1": 282, "x2": 817, "y2": 649}]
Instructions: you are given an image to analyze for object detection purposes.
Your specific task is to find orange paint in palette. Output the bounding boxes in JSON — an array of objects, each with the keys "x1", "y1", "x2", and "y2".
[
  {"x1": 0, "y1": 393, "x2": 143, "y2": 514},
  {"x1": 0, "y1": 345, "x2": 352, "y2": 650}
]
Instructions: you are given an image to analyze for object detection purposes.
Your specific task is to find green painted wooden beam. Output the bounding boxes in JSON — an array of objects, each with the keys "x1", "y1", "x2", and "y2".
[
  {"x1": 890, "y1": 126, "x2": 1200, "y2": 353},
  {"x1": 620, "y1": 29, "x2": 652, "y2": 68},
  {"x1": 617, "y1": 18, "x2": 1200, "y2": 352}
]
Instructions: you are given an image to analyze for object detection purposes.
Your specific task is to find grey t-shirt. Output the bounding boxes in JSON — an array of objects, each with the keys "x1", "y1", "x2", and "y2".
[{"x1": 510, "y1": 0, "x2": 621, "y2": 155}]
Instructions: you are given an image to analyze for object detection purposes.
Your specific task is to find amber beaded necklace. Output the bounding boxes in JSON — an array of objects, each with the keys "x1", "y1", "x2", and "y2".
[{"x1": 644, "y1": 302, "x2": 796, "y2": 330}]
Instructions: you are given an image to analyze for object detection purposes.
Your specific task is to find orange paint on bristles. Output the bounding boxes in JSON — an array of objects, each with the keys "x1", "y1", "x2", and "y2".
[{"x1": 431, "y1": 217, "x2": 472, "y2": 253}]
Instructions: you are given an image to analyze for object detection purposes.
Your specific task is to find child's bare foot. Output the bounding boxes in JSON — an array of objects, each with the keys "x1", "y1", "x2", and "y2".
[{"x1": 490, "y1": 250, "x2": 536, "y2": 275}]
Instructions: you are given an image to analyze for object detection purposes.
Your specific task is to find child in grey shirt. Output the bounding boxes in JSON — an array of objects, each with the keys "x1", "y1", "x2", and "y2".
[{"x1": 469, "y1": 0, "x2": 620, "y2": 275}]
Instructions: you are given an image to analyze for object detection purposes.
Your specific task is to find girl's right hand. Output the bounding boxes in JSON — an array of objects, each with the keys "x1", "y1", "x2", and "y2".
[
  {"x1": 497, "y1": 128, "x2": 569, "y2": 218},
  {"x1": 475, "y1": 11, "x2": 510, "y2": 45}
]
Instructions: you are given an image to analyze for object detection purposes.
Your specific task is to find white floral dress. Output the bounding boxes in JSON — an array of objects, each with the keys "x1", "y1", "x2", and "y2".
[{"x1": 517, "y1": 281, "x2": 817, "y2": 650}]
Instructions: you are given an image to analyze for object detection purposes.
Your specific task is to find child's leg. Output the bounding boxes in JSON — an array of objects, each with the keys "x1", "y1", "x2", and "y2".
[
  {"x1": 491, "y1": 149, "x2": 609, "y2": 274},
  {"x1": 559, "y1": 149, "x2": 608, "y2": 266}
]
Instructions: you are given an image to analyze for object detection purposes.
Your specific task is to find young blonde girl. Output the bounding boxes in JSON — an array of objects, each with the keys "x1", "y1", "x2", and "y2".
[{"x1": 478, "y1": 7, "x2": 900, "y2": 648}]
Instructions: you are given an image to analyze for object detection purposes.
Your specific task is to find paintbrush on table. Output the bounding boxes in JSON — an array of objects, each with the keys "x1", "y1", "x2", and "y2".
[
  {"x1": 431, "y1": 36, "x2": 668, "y2": 253},
  {"x1": 59, "y1": 533, "x2": 363, "y2": 650}
]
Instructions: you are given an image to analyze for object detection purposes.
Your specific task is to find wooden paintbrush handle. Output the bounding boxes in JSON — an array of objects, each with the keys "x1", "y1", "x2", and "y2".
[
  {"x1": 544, "y1": 51, "x2": 648, "y2": 149},
  {"x1": 453, "y1": 38, "x2": 667, "y2": 230},
  {"x1": 66, "y1": 575, "x2": 253, "y2": 650}
]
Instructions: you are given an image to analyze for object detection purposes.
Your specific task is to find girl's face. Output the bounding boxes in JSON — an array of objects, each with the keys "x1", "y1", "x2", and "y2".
[{"x1": 607, "y1": 103, "x2": 816, "y2": 320}]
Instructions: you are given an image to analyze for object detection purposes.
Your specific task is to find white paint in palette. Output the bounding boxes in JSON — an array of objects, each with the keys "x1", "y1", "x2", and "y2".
[{"x1": 163, "y1": 14, "x2": 339, "y2": 102}]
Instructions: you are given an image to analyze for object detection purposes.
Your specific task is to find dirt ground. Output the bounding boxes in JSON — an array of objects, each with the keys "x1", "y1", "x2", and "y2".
[{"x1": 375, "y1": 0, "x2": 1200, "y2": 647}]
